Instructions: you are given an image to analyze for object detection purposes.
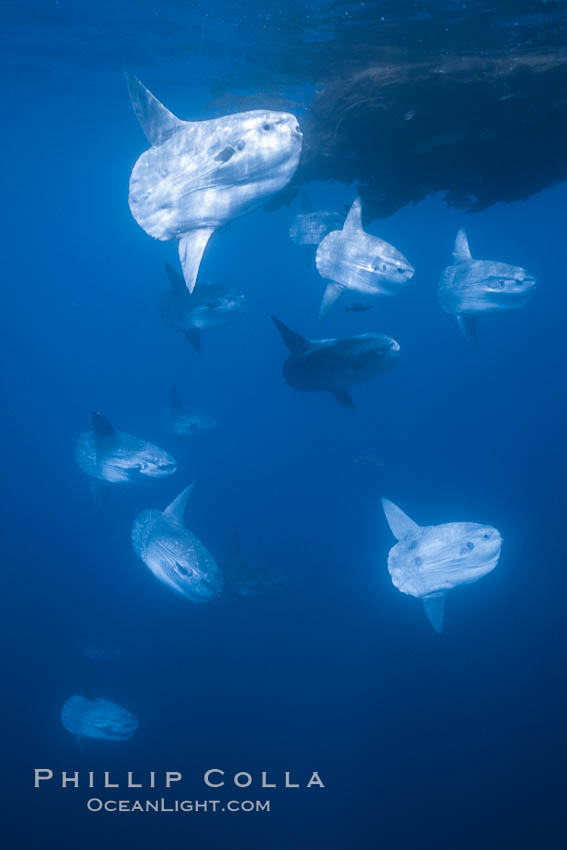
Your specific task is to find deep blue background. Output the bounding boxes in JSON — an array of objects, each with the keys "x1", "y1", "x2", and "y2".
[{"x1": 2, "y1": 2, "x2": 566, "y2": 848}]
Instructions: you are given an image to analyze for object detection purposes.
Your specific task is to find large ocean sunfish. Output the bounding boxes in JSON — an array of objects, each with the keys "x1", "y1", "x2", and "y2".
[
  {"x1": 126, "y1": 74, "x2": 303, "y2": 293},
  {"x1": 61, "y1": 695, "x2": 138, "y2": 744},
  {"x1": 132, "y1": 483, "x2": 224, "y2": 603},
  {"x1": 438, "y1": 229, "x2": 536, "y2": 341},
  {"x1": 315, "y1": 197, "x2": 414, "y2": 319},
  {"x1": 382, "y1": 499, "x2": 502, "y2": 633}
]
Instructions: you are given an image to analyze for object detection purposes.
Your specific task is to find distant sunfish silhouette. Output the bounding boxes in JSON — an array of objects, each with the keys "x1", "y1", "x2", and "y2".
[
  {"x1": 75, "y1": 413, "x2": 177, "y2": 486},
  {"x1": 382, "y1": 499, "x2": 502, "y2": 633},
  {"x1": 315, "y1": 197, "x2": 414, "y2": 319},
  {"x1": 438, "y1": 230, "x2": 536, "y2": 342},
  {"x1": 225, "y1": 531, "x2": 285, "y2": 597},
  {"x1": 61, "y1": 696, "x2": 138, "y2": 743},
  {"x1": 272, "y1": 316, "x2": 400, "y2": 409},
  {"x1": 127, "y1": 73, "x2": 302, "y2": 293},
  {"x1": 161, "y1": 262, "x2": 246, "y2": 352},
  {"x1": 132, "y1": 483, "x2": 224, "y2": 603},
  {"x1": 162, "y1": 387, "x2": 216, "y2": 436}
]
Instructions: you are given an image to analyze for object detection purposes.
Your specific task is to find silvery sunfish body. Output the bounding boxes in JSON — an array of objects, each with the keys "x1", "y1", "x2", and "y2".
[
  {"x1": 289, "y1": 189, "x2": 344, "y2": 247},
  {"x1": 75, "y1": 413, "x2": 177, "y2": 486},
  {"x1": 315, "y1": 197, "x2": 414, "y2": 319},
  {"x1": 132, "y1": 483, "x2": 224, "y2": 603},
  {"x1": 438, "y1": 230, "x2": 536, "y2": 342},
  {"x1": 162, "y1": 387, "x2": 216, "y2": 436},
  {"x1": 161, "y1": 262, "x2": 246, "y2": 352},
  {"x1": 61, "y1": 696, "x2": 138, "y2": 743},
  {"x1": 127, "y1": 74, "x2": 302, "y2": 293},
  {"x1": 225, "y1": 532, "x2": 285, "y2": 597},
  {"x1": 382, "y1": 499, "x2": 502, "y2": 633},
  {"x1": 272, "y1": 317, "x2": 400, "y2": 409}
]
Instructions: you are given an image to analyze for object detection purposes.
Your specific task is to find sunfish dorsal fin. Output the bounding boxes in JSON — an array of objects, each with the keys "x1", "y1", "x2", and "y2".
[
  {"x1": 300, "y1": 189, "x2": 314, "y2": 214},
  {"x1": 164, "y1": 482, "x2": 196, "y2": 524},
  {"x1": 164, "y1": 261, "x2": 186, "y2": 292},
  {"x1": 271, "y1": 316, "x2": 312, "y2": 355},
  {"x1": 423, "y1": 594, "x2": 445, "y2": 634},
  {"x1": 453, "y1": 229, "x2": 472, "y2": 263},
  {"x1": 343, "y1": 197, "x2": 363, "y2": 233},
  {"x1": 319, "y1": 282, "x2": 344, "y2": 320},
  {"x1": 178, "y1": 229, "x2": 214, "y2": 293},
  {"x1": 382, "y1": 498, "x2": 420, "y2": 540},
  {"x1": 91, "y1": 412, "x2": 115, "y2": 437},
  {"x1": 125, "y1": 72, "x2": 185, "y2": 146}
]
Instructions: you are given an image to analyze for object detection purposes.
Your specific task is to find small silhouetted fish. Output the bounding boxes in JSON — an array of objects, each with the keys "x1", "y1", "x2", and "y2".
[
  {"x1": 61, "y1": 696, "x2": 138, "y2": 743},
  {"x1": 126, "y1": 74, "x2": 302, "y2": 292},
  {"x1": 161, "y1": 262, "x2": 246, "y2": 352},
  {"x1": 132, "y1": 483, "x2": 224, "y2": 603},
  {"x1": 225, "y1": 532, "x2": 285, "y2": 597},
  {"x1": 345, "y1": 304, "x2": 374, "y2": 314},
  {"x1": 354, "y1": 455, "x2": 384, "y2": 467},
  {"x1": 272, "y1": 316, "x2": 400, "y2": 409},
  {"x1": 438, "y1": 229, "x2": 536, "y2": 342},
  {"x1": 77, "y1": 635, "x2": 121, "y2": 662},
  {"x1": 75, "y1": 413, "x2": 177, "y2": 488},
  {"x1": 315, "y1": 197, "x2": 414, "y2": 319},
  {"x1": 162, "y1": 387, "x2": 216, "y2": 436},
  {"x1": 382, "y1": 499, "x2": 502, "y2": 633}
]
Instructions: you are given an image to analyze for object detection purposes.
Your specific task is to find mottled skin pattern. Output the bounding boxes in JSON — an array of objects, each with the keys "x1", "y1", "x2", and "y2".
[
  {"x1": 132, "y1": 508, "x2": 223, "y2": 603},
  {"x1": 289, "y1": 211, "x2": 344, "y2": 246},
  {"x1": 75, "y1": 429, "x2": 177, "y2": 485},
  {"x1": 61, "y1": 696, "x2": 138, "y2": 741},
  {"x1": 387, "y1": 520, "x2": 502, "y2": 598}
]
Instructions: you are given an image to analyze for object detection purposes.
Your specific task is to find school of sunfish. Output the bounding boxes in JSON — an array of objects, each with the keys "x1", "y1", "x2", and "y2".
[{"x1": 64, "y1": 71, "x2": 536, "y2": 743}]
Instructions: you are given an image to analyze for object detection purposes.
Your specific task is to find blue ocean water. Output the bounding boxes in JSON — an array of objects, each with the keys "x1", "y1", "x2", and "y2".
[{"x1": 3, "y1": 2, "x2": 567, "y2": 848}]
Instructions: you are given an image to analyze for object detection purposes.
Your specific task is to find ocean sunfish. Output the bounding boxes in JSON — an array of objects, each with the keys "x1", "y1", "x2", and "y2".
[
  {"x1": 132, "y1": 483, "x2": 224, "y2": 603},
  {"x1": 289, "y1": 189, "x2": 344, "y2": 247},
  {"x1": 127, "y1": 74, "x2": 302, "y2": 292},
  {"x1": 161, "y1": 262, "x2": 246, "y2": 352},
  {"x1": 272, "y1": 316, "x2": 400, "y2": 409},
  {"x1": 225, "y1": 531, "x2": 285, "y2": 597},
  {"x1": 162, "y1": 387, "x2": 216, "y2": 436},
  {"x1": 75, "y1": 413, "x2": 177, "y2": 486},
  {"x1": 438, "y1": 229, "x2": 536, "y2": 342},
  {"x1": 315, "y1": 197, "x2": 414, "y2": 319},
  {"x1": 61, "y1": 696, "x2": 138, "y2": 743},
  {"x1": 382, "y1": 499, "x2": 502, "y2": 633}
]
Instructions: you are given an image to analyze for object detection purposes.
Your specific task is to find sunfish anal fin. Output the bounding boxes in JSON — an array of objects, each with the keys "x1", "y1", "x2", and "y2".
[
  {"x1": 184, "y1": 330, "x2": 201, "y2": 352},
  {"x1": 453, "y1": 229, "x2": 472, "y2": 263},
  {"x1": 164, "y1": 482, "x2": 196, "y2": 525},
  {"x1": 331, "y1": 389, "x2": 355, "y2": 409},
  {"x1": 125, "y1": 72, "x2": 185, "y2": 146},
  {"x1": 382, "y1": 499, "x2": 420, "y2": 540},
  {"x1": 178, "y1": 229, "x2": 214, "y2": 293},
  {"x1": 457, "y1": 315, "x2": 477, "y2": 343},
  {"x1": 343, "y1": 196, "x2": 363, "y2": 233},
  {"x1": 319, "y1": 282, "x2": 344, "y2": 320},
  {"x1": 164, "y1": 261, "x2": 186, "y2": 292},
  {"x1": 271, "y1": 316, "x2": 312, "y2": 355},
  {"x1": 423, "y1": 594, "x2": 445, "y2": 634}
]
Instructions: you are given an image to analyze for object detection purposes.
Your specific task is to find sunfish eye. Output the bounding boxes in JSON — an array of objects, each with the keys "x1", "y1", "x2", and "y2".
[
  {"x1": 483, "y1": 533, "x2": 490, "y2": 540},
  {"x1": 236, "y1": 139, "x2": 246, "y2": 150},
  {"x1": 262, "y1": 122, "x2": 274, "y2": 132},
  {"x1": 466, "y1": 542, "x2": 475, "y2": 550},
  {"x1": 381, "y1": 263, "x2": 387, "y2": 272},
  {"x1": 414, "y1": 557, "x2": 423, "y2": 566}
]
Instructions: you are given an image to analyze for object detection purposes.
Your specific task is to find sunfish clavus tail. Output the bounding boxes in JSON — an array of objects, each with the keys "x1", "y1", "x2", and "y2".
[{"x1": 126, "y1": 73, "x2": 302, "y2": 293}]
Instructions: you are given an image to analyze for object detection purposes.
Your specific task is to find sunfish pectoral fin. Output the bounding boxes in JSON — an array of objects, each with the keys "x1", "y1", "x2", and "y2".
[
  {"x1": 271, "y1": 316, "x2": 312, "y2": 355},
  {"x1": 457, "y1": 315, "x2": 477, "y2": 343},
  {"x1": 76, "y1": 735, "x2": 88, "y2": 753},
  {"x1": 178, "y1": 229, "x2": 214, "y2": 293},
  {"x1": 453, "y1": 229, "x2": 472, "y2": 262},
  {"x1": 164, "y1": 482, "x2": 196, "y2": 524},
  {"x1": 381, "y1": 499, "x2": 420, "y2": 540},
  {"x1": 319, "y1": 282, "x2": 344, "y2": 320},
  {"x1": 343, "y1": 196, "x2": 363, "y2": 233},
  {"x1": 331, "y1": 389, "x2": 355, "y2": 409},
  {"x1": 184, "y1": 330, "x2": 201, "y2": 352},
  {"x1": 125, "y1": 72, "x2": 185, "y2": 146},
  {"x1": 423, "y1": 594, "x2": 445, "y2": 634}
]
